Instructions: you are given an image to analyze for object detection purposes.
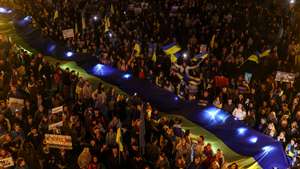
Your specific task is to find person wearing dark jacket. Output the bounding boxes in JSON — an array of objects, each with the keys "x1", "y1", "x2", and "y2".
[{"x1": 188, "y1": 155, "x2": 205, "y2": 169}]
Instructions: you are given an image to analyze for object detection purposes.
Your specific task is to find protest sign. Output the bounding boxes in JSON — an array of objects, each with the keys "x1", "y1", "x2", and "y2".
[
  {"x1": 62, "y1": 28, "x2": 74, "y2": 39},
  {"x1": 200, "y1": 44, "x2": 207, "y2": 53},
  {"x1": 0, "y1": 157, "x2": 14, "y2": 168},
  {"x1": 51, "y1": 106, "x2": 63, "y2": 114},
  {"x1": 45, "y1": 134, "x2": 72, "y2": 150},
  {"x1": 275, "y1": 71, "x2": 295, "y2": 83},
  {"x1": 48, "y1": 121, "x2": 64, "y2": 130},
  {"x1": 8, "y1": 98, "x2": 24, "y2": 112}
]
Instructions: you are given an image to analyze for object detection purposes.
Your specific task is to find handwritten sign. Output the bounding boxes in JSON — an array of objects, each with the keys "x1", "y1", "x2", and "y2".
[
  {"x1": 8, "y1": 98, "x2": 24, "y2": 112},
  {"x1": 0, "y1": 157, "x2": 14, "y2": 168},
  {"x1": 48, "y1": 121, "x2": 64, "y2": 130},
  {"x1": 62, "y1": 29, "x2": 74, "y2": 39},
  {"x1": 275, "y1": 71, "x2": 295, "y2": 83},
  {"x1": 45, "y1": 134, "x2": 72, "y2": 149}
]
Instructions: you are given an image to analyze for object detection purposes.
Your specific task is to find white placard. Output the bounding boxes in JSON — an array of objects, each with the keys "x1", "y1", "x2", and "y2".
[
  {"x1": 51, "y1": 106, "x2": 63, "y2": 114},
  {"x1": 45, "y1": 134, "x2": 72, "y2": 150},
  {"x1": 0, "y1": 157, "x2": 14, "y2": 168},
  {"x1": 275, "y1": 71, "x2": 295, "y2": 83},
  {"x1": 62, "y1": 29, "x2": 74, "y2": 39},
  {"x1": 8, "y1": 98, "x2": 24, "y2": 112},
  {"x1": 48, "y1": 121, "x2": 64, "y2": 130}
]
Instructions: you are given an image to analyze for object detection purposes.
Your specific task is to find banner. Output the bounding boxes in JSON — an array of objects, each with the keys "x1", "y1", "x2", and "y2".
[
  {"x1": 0, "y1": 157, "x2": 14, "y2": 168},
  {"x1": 214, "y1": 76, "x2": 229, "y2": 87},
  {"x1": 8, "y1": 97, "x2": 24, "y2": 112},
  {"x1": 275, "y1": 71, "x2": 295, "y2": 83},
  {"x1": 48, "y1": 121, "x2": 63, "y2": 130},
  {"x1": 51, "y1": 106, "x2": 63, "y2": 114},
  {"x1": 45, "y1": 134, "x2": 72, "y2": 150},
  {"x1": 62, "y1": 29, "x2": 74, "y2": 39}
]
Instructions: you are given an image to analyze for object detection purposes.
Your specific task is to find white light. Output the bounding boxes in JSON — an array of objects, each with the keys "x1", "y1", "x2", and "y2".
[
  {"x1": 203, "y1": 107, "x2": 229, "y2": 125},
  {"x1": 290, "y1": 0, "x2": 295, "y2": 4},
  {"x1": 23, "y1": 16, "x2": 32, "y2": 21},
  {"x1": 0, "y1": 7, "x2": 5, "y2": 13},
  {"x1": 65, "y1": 51, "x2": 74, "y2": 57},
  {"x1": 0, "y1": 7, "x2": 10, "y2": 14},
  {"x1": 249, "y1": 136, "x2": 258, "y2": 143},
  {"x1": 217, "y1": 114, "x2": 227, "y2": 122},
  {"x1": 92, "y1": 64, "x2": 105, "y2": 76},
  {"x1": 183, "y1": 52, "x2": 188, "y2": 59},
  {"x1": 208, "y1": 109, "x2": 219, "y2": 119},
  {"x1": 93, "y1": 16, "x2": 98, "y2": 21},
  {"x1": 108, "y1": 32, "x2": 112, "y2": 38},
  {"x1": 123, "y1": 73, "x2": 131, "y2": 79},
  {"x1": 24, "y1": 16, "x2": 32, "y2": 21},
  {"x1": 237, "y1": 127, "x2": 247, "y2": 136}
]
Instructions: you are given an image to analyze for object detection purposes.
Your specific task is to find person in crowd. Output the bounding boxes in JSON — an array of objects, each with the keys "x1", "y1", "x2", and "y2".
[{"x1": 232, "y1": 104, "x2": 246, "y2": 121}]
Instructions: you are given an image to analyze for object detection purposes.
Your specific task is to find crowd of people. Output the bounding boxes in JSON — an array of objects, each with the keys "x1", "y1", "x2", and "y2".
[
  {"x1": 0, "y1": 0, "x2": 299, "y2": 168},
  {"x1": 0, "y1": 39, "x2": 241, "y2": 169}
]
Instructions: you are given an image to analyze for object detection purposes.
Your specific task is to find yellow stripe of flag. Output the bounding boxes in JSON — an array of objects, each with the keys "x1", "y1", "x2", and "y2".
[
  {"x1": 134, "y1": 43, "x2": 141, "y2": 57},
  {"x1": 247, "y1": 55, "x2": 259, "y2": 64},
  {"x1": 260, "y1": 49, "x2": 271, "y2": 58},
  {"x1": 116, "y1": 128, "x2": 124, "y2": 152}
]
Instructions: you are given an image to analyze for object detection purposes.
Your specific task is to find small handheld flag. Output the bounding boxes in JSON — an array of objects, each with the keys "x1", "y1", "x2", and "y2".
[
  {"x1": 152, "y1": 50, "x2": 157, "y2": 62},
  {"x1": 247, "y1": 54, "x2": 259, "y2": 64},
  {"x1": 104, "y1": 16, "x2": 110, "y2": 33},
  {"x1": 259, "y1": 49, "x2": 271, "y2": 58},
  {"x1": 210, "y1": 34, "x2": 216, "y2": 49},
  {"x1": 116, "y1": 128, "x2": 124, "y2": 152},
  {"x1": 133, "y1": 43, "x2": 141, "y2": 57},
  {"x1": 162, "y1": 42, "x2": 181, "y2": 62},
  {"x1": 53, "y1": 10, "x2": 59, "y2": 20}
]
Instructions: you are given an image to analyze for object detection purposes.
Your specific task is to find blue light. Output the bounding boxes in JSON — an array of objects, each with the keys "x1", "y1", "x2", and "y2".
[
  {"x1": 208, "y1": 108, "x2": 219, "y2": 119},
  {"x1": 65, "y1": 51, "x2": 74, "y2": 57},
  {"x1": 262, "y1": 145, "x2": 274, "y2": 153},
  {"x1": 123, "y1": 73, "x2": 131, "y2": 79},
  {"x1": 249, "y1": 136, "x2": 258, "y2": 143},
  {"x1": 255, "y1": 145, "x2": 276, "y2": 163},
  {"x1": 93, "y1": 64, "x2": 104, "y2": 75},
  {"x1": 174, "y1": 96, "x2": 179, "y2": 101},
  {"x1": 203, "y1": 107, "x2": 229, "y2": 125},
  {"x1": 237, "y1": 127, "x2": 247, "y2": 136},
  {"x1": 47, "y1": 44, "x2": 56, "y2": 53},
  {"x1": 91, "y1": 64, "x2": 115, "y2": 77},
  {"x1": 18, "y1": 16, "x2": 32, "y2": 26},
  {"x1": 217, "y1": 113, "x2": 227, "y2": 122}
]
